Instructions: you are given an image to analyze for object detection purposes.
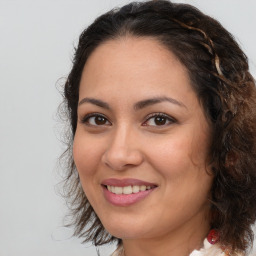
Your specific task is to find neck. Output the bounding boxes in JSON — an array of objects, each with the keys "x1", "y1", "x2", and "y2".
[{"x1": 122, "y1": 210, "x2": 210, "y2": 256}]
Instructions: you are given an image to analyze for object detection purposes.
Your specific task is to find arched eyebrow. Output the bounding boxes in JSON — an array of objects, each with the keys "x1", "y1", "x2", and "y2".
[
  {"x1": 78, "y1": 96, "x2": 187, "y2": 110},
  {"x1": 134, "y1": 96, "x2": 187, "y2": 110},
  {"x1": 78, "y1": 98, "x2": 110, "y2": 109}
]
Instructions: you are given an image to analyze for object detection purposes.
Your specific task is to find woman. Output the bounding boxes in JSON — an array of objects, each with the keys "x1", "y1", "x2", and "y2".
[{"x1": 60, "y1": 1, "x2": 256, "y2": 255}]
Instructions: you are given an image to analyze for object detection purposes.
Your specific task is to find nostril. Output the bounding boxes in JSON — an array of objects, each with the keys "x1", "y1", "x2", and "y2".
[{"x1": 102, "y1": 146, "x2": 144, "y2": 171}]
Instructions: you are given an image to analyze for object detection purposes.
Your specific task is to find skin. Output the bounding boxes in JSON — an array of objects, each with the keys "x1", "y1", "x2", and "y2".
[{"x1": 73, "y1": 37, "x2": 214, "y2": 256}]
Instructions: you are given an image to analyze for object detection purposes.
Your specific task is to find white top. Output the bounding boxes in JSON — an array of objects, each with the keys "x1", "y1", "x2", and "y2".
[{"x1": 110, "y1": 238, "x2": 250, "y2": 256}]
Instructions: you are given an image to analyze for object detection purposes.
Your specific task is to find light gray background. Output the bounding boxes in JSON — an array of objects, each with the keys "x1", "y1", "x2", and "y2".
[{"x1": 0, "y1": 0, "x2": 255, "y2": 255}]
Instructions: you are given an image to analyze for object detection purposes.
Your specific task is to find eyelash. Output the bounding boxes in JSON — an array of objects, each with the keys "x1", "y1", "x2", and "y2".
[
  {"x1": 143, "y1": 113, "x2": 176, "y2": 127},
  {"x1": 80, "y1": 112, "x2": 176, "y2": 127},
  {"x1": 81, "y1": 112, "x2": 111, "y2": 126}
]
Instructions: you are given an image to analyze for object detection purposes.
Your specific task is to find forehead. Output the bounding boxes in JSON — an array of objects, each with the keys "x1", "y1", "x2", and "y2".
[{"x1": 79, "y1": 36, "x2": 194, "y2": 103}]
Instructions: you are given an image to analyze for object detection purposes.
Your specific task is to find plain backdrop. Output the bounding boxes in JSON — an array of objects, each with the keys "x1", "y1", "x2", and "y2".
[{"x1": 0, "y1": 0, "x2": 255, "y2": 255}]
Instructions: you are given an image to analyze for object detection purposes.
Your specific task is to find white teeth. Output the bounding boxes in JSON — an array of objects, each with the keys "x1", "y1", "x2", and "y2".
[
  {"x1": 123, "y1": 186, "x2": 132, "y2": 194},
  {"x1": 132, "y1": 185, "x2": 140, "y2": 193},
  {"x1": 115, "y1": 186, "x2": 123, "y2": 195},
  {"x1": 106, "y1": 185, "x2": 153, "y2": 195},
  {"x1": 140, "y1": 185, "x2": 146, "y2": 191}
]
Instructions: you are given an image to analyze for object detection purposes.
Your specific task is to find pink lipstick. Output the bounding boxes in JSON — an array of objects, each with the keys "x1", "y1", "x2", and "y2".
[{"x1": 101, "y1": 178, "x2": 157, "y2": 207}]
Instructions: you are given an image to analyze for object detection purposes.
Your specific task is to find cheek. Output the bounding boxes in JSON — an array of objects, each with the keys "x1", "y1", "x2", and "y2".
[
  {"x1": 72, "y1": 131, "x2": 106, "y2": 203},
  {"x1": 145, "y1": 130, "x2": 212, "y2": 193},
  {"x1": 73, "y1": 131, "x2": 105, "y2": 207},
  {"x1": 153, "y1": 124, "x2": 210, "y2": 172},
  {"x1": 145, "y1": 133, "x2": 195, "y2": 176},
  {"x1": 73, "y1": 130, "x2": 103, "y2": 175}
]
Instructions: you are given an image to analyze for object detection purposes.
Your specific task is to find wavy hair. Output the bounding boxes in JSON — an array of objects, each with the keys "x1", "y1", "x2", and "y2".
[{"x1": 59, "y1": 0, "x2": 256, "y2": 253}]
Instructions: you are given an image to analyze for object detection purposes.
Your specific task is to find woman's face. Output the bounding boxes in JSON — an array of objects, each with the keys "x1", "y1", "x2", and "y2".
[{"x1": 73, "y1": 37, "x2": 213, "y2": 240}]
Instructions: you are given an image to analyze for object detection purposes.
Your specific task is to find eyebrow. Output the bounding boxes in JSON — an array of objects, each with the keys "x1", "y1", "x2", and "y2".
[
  {"x1": 134, "y1": 96, "x2": 187, "y2": 110},
  {"x1": 78, "y1": 98, "x2": 110, "y2": 109},
  {"x1": 78, "y1": 96, "x2": 186, "y2": 110}
]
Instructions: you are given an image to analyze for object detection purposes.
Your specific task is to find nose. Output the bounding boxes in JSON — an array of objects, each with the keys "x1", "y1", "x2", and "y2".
[{"x1": 101, "y1": 126, "x2": 144, "y2": 171}]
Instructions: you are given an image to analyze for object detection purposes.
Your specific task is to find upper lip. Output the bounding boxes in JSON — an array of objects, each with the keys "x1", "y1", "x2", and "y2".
[{"x1": 101, "y1": 178, "x2": 157, "y2": 187}]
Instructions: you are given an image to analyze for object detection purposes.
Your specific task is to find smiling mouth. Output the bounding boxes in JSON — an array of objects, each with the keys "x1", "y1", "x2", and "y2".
[
  {"x1": 105, "y1": 185, "x2": 155, "y2": 195},
  {"x1": 101, "y1": 178, "x2": 158, "y2": 206}
]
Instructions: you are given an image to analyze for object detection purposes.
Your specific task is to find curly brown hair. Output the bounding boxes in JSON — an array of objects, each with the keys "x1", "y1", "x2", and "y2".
[{"x1": 60, "y1": 0, "x2": 256, "y2": 253}]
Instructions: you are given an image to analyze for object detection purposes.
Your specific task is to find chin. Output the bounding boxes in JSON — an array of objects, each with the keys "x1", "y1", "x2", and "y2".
[
  {"x1": 101, "y1": 216, "x2": 150, "y2": 240},
  {"x1": 107, "y1": 227, "x2": 147, "y2": 240}
]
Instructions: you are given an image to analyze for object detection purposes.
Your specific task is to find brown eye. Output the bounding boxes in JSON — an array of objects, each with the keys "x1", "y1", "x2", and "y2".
[
  {"x1": 95, "y1": 116, "x2": 107, "y2": 125},
  {"x1": 154, "y1": 116, "x2": 167, "y2": 125},
  {"x1": 82, "y1": 114, "x2": 111, "y2": 126},
  {"x1": 143, "y1": 113, "x2": 176, "y2": 127}
]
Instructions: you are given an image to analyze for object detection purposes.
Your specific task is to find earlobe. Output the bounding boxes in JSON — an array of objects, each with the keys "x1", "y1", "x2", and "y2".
[{"x1": 205, "y1": 163, "x2": 215, "y2": 177}]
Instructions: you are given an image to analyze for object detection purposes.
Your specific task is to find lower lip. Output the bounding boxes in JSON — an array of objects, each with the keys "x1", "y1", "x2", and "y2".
[{"x1": 102, "y1": 186, "x2": 155, "y2": 207}]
